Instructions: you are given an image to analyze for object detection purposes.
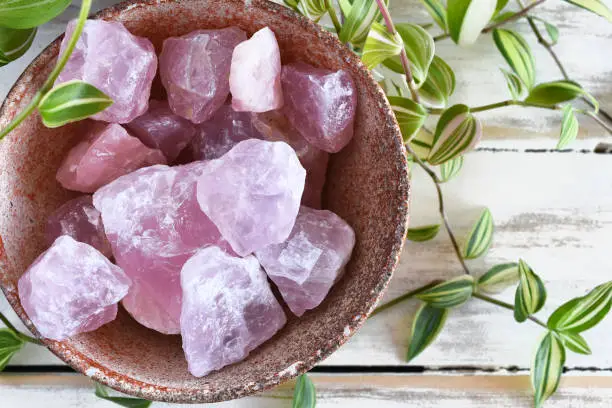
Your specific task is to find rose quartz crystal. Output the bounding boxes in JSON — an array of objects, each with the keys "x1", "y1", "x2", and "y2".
[
  {"x1": 57, "y1": 20, "x2": 157, "y2": 123},
  {"x1": 252, "y1": 111, "x2": 329, "y2": 208},
  {"x1": 181, "y1": 246, "x2": 286, "y2": 377},
  {"x1": 190, "y1": 103, "x2": 262, "y2": 161},
  {"x1": 256, "y1": 206, "x2": 355, "y2": 316},
  {"x1": 281, "y1": 62, "x2": 357, "y2": 153},
  {"x1": 18, "y1": 236, "x2": 131, "y2": 341},
  {"x1": 196, "y1": 139, "x2": 306, "y2": 256},
  {"x1": 126, "y1": 100, "x2": 197, "y2": 163},
  {"x1": 160, "y1": 28, "x2": 247, "y2": 123},
  {"x1": 93, "y1": 163, "x2": 231, "y2": 334},
  {"x1": 45, "y1": 195, "x2": 112, "y2": 258},
  {"x1": 230, "y1": 27, "x2": 283, "y2": 112},
  {"x1": 56, "y1": 123, "x2": 166, "y2": 193}
]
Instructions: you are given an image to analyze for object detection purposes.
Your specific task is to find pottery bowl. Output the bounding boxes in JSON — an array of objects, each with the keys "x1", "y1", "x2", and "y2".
[{"x1": 0, "y1": 0, "x2": 409, "y2": 403}]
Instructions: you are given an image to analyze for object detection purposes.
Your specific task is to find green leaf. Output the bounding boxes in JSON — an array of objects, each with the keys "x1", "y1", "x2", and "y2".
[
  {"x1": 38, "y1": 80, "x2": 114, "y2": 128},
  {"x1": 531, "y1": 16, "x2": 559, "y2": 45},
  {"x1": 0, "y1": 27, "x2": 36, "y2": 67},
  {"x1": 531, "y1": 332, "x2": 565, "y2": 408},
  {"x1": 338, "y1": 0, "x2": 352, "y2": 17},
  {"x1": 418, "y1": 0, "x2": 447, "y2": 30},
  {"x1": 95, "y1": 384, "x2": 152, "y2": 408},
  {"x1": 297, "y1": 0, "x2": 327, "y2": 22},
  {"x1": 395, "y1": 23, "x2": 435, "y2": 87},
  {"x1": 409, "y1": 128, "x2": 435, "y2": 160},
  {"x1": 388, "y1": 96, "x2": 428, "y2": 142},
  {"x1": 339, "y1": 0, "x2": 386, "y2": 44},
  {"x1": 557, "y1": 331, "x2": 591, "y2": 355},
  {"x1": 462, "y1": 208, "x2": 493, "y2": 260},
  {"x1": 525, "y1": 80, "x2": 586, "y2": 107},
  {"x1": 407, "y1": 224, "x2": 441, "y2": 242},
  {"x1": 558, "y1": 105, "x2": 579, "y2": 149},
  {"x1": 292, "y1": 374, "x2": 316, "y2": 408},
  {"x1": 418, "y1": 55, "x2": 456, "y2": 108},
  {"x1": 284, "y1": 0, "x2": 300, "y2": 11},
  {"x1": 477, "y1": 262, "x2": 519, "y2": 294},
  {"x1": 361, "y1": 22, "x2": 403, "y2": 69},
  {"x1": 0, "y1": 0, "x2": 71, "y2": 29},
  {"x1": 493, "y1": 29, "x2": 536, "y2": 89},
  {"x1": 547, "y1": 281, "x2": 612, "y2": 333},
  {"x1": 428, "y1": 104, "x2": 482, "y2": 165},
  {"x1": 494, "y1": 0, "x2": 510, "y2": 16},
  {"x1": 447, "y1": 0, "x2": 497, "y2": 46},
  {"x1": 500, "y1": 68, "x2": 526, "y2": 101},
  {"x1": 491, "y1": 11, "x2": 516, "y2": 24},
  {"x1": 407, "y1": 303, "x2": 448, "y2": 362},
  {"x1": 562, "y1": 0, "x2": 612, "y2": 21},
  {"x1": 514, "y1": 259, "x2": 547, "y2": 323},
  {"x1": 0, "y1": 329, "x2": 25, "y2": 371},
  {"x1": 416, "y1": 275, "x2": 475, "y2": 308},
  {"x1": 439, "y1": 155, "x2": 463, "y2": 183}
]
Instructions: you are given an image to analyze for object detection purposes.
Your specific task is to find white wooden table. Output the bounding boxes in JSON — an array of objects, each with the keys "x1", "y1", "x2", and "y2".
[{"x1": 1, "y1": 1, "x2": 611, "y2": 406}]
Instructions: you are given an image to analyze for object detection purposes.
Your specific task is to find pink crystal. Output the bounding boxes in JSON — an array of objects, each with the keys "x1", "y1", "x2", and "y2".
[
  {"x1": 181, "y1": 246, "x2": 286, "y2": 377},
  {"x1": 18, "y1": 236, "x2": 131, "y2": 341},
  {"x1": 93, "y1": 163, "x2": 230, "y2": 334},
  {"x1": 252, "y1": 111, "x2": 329, "y2": 208},
  {"x1": 160, "y1": 28, "x2": 247, "y2": 123},
  {"x1": 126, "y1": 100, "x2": 197, "y2": 163},
  {"x1": 281, "y1": 62, "x2": 357, "y2": 153},
  {"x1": 230, "y1": 27, "x2": 283, "y2": 112},
  {"x1": 56, "y1": 123, "x2": 166, "y2": 193},
  {"x1": 190, "y1": 103, "x2": 263, "y2": 161},
  {"x1": 196, "y1": 139, "x2": 306, "y2": 256},
  {"x1": 57, "y1": 20, "x2": 157, "y2": 123},
  {"x1": 45, "y1": 195, "x2": 112, "y2": 258},
  {"x1": 255, "y1": 206, "x2": 355, "y2": 316}
]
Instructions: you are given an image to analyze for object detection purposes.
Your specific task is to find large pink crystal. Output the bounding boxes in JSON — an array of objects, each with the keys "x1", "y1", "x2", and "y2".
[
  {"x1": 57, "y1": 20, "x2": 157, "y2": 123},
  {"x1": 45, "y1": 195, "x2": 112, "y2": 258},
  {"x1": 18, "y1": 236, "x2": 131, "y2": 341},
  {"x1": 230, "y1": 27, "x2": 283, "y2": 112},
  {"x1": 93, "y1": 163, "x2": 230, "y2": 334},
  {"x1": 256, "y1": 206, "x2": 355, "y2": 316},
  {"x1": 56, "y1": 123, "x2": 166, "y2": 193},
  {"x1": 196, "y1": 139, "x2": 306, "y2": 256},
  {"x1": 126, "y1": 100, "x2": 197, "y2": 163},
  {"x1": 281, "y1": 62, "x2": 357, "y2": 153},
  {"x1": 190, "y1": 103, "x2": 263, "y2": 161},
  {"x1": 252, "y1": 111, "x2": 329, "y2": 208},
  {"x1": 160, "y1": 28, "x2": 247, "y2": 123},
  {"x1": 181, "y1": 246, "x2": 286, "y2": 377}
]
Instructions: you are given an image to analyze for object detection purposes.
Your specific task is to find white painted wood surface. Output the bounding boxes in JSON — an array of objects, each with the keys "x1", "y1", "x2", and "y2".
[{"x1": 1, "y1": 0, "x2": 611, "y2": 406}]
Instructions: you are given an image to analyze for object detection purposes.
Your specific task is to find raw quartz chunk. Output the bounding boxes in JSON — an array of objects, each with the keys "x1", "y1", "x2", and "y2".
[
  {"x1": 190, "y1": 103, "x2": 262, "y2": 160},
  {"x1": 93, "y1": 163, "x2": 231, "y2": 334},
  {"x1": 160, "y1": 28, "x2": 247, "y2": 123},
  {"x1": 57, "y1": 20, "x2": 157, "y2": 123},
  {"x1": 56, "y1": 123, "x2": 166, "y2": 193},
  {"x1": 126, "y1": 100, "x2": 197, "y2": 163},
  {"x1": 196, "y1": 139, "x2": 306, "y2": 256},
  {"x1": 252, "y1": 111, "x2": 329, "y2": 209},
  {"x1": 256, "y1": 206, "x2": 355, "y2": 316},
  {"x1": 282, "y1": 62, "x2": 357, "y2": 153},
  {"x1": 230, "y1": 27, "x2": 283, "y2": 112},
  {"x1": 45, "y1": 195, "x2": 112, "y2": 258},
  {"x1": 181, "y1": 246, "x2": 286, "y2": 377},
  {"x1": 18, "y1": 236, "x2": 131, "y2": 341}
]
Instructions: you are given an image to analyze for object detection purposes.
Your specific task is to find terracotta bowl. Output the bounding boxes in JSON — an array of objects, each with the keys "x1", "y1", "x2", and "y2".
[{"x1": 0, "y1": 0, "x2": 409, "y2": 403}]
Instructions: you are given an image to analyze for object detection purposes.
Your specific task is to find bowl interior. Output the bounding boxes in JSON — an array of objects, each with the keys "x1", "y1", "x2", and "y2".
[{"x1": 0, "y1": 0, "x2": 408, "y2": 403}]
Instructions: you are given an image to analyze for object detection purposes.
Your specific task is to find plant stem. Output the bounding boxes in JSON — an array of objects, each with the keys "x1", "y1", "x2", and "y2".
[
  {"x1": 325, "y1": 0, "x2": 343, "y2": 34},
  {"x1": 473, "y1": 292, "x2": 547, "y2": 328},
  {"x1": 589, "y1": 112, "x2": 612, "y2": 134},
  {"x1": 0, "y1": 0, "x2": 93, "y2": 140},
  {"x1": 370, "y1": 280, "x2": 442, "y2": 316},
  {"x1": 374, "y1": 0, "x2": 420, "y2": 103},
  {"x1": 0, "y1": 312, "x2": 41, "y2": 345},
  {"x1": 428, "y1": 100, "x2": 563, "y2": 115}
]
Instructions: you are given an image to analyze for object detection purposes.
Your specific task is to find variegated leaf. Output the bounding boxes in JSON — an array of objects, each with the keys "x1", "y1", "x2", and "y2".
[
  {"x1": 447, "y1": 0, "x2": 497, "y2": 46},
  {"x1": 284, "y1": 0, "x2": 300, "y2": 10},
  {"x1": 339, "y1": 0, "x2": 386, "y2": 45},
  {"x1": 463, "y1": 208, "x2": 493, "y2": 260},
  {"x1": 428, "y1": 104, "x2": 482, "y2": 165},
  {"x1": 407, "y1": 224, "x2": 441, "y2": 242},
  {"x1": 292, "y1": 374, "x2": 317, "y2": 408},
  {"x1": 388, "y1": 96, "x2": 428, "y2": 142},
  {"x1": 493, "y1": 29, "x2": 536, "y2": 89},
  {"x1": 418, "y1": 0, "x2": 447, "y2": 30},
  {"x1": 0, "y1": 27, "x2": 36, "y2": 67},
  {"x1": 94, "y1": 384, "x2": 152, "y2": 408},
  {"x1": 407, "y1": 303, "x2": 448, "y2": 362},
  {"x1": 361, "y1": 22, "x2": 403, "y2": 69},
  {"x1": 477, "y1": 262, "x2": 519, "y2": 294},
  {"x1": 0, "y1": 0, "x2": 71, "y2": 29},
  {"x1": 557, "y1": 331, "x2": 591, "y2": 355},
  {"x1": 500, "y1": 68, "x2": 526, "y2": 100},
  {"x1": 547, "y1": 281, "x2": 612, "y2": 333},
  {"x1": 416, "y1": 275, "x2": 475, "y2": 308},
  {"x1": 494, "y1": 0, "x2": 509, "y2": 16},
  {"x1": 514, "y1": 259, "x2": 547, "y2": 322},
  {"x1": 531, "y1": 332, "x2": 565, "y2": 408},
  {"x1": 562, "y1": 0, "x2": 612, "y2": 21},
  {"x1": 439, "y1": 155, "x2": 463, "y2": 183},
  {"x1": 297, "y1": 0, "x2": 327, "y2": 21},
  {"x1": 0, "y1": 329, "x2": 25, "y2": 371},
  {"x1": 382, "y1": 24, "x2": 435, "y2": 87},
  {"x1": 419, "y1": 55, "x2": 456, "y2": 108},
  {"x1": 558, "y1": 105, "x2": 579, "y2": 149},
  {"x1": 531, "y1": 16, "x2": 559, "y2": 45},
  {"x1": 526, "y1": 80, "x2": 598, "y2": 111},
  {"x1": 409, "y1": 128, "x2": 435, "y2": 160}
]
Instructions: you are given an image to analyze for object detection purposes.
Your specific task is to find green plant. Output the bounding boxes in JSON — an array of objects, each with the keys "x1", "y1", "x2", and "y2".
[{"x1": 0, "y1": 1, "x2": 611, "y2": 407}]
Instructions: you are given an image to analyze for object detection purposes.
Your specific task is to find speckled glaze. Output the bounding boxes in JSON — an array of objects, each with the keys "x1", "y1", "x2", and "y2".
[{"x1": 0, "y1": 0, "x2": 409, "y2": 403}]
